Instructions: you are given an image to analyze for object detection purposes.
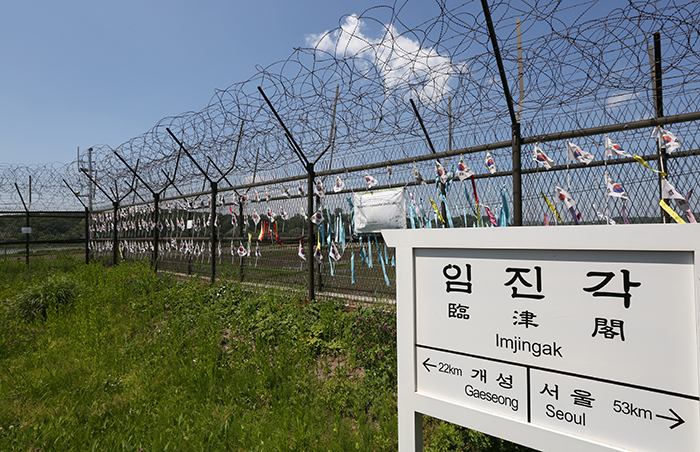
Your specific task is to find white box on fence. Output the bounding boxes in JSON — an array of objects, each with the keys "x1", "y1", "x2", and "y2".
[
  {"x1": 383, "y1": 224, "x2": 700, "y2": 452},
  {"x1": 21, "y1": 227, "x2": 32, "y2": 234},
  {"x1": 353, "y1": 187, "x2": 406, "y2": 234}
]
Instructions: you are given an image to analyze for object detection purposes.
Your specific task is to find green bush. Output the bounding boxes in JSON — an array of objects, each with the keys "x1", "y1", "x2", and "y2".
[{"x1": 13, "y1": 273, "x2": 80, "y2": 322}]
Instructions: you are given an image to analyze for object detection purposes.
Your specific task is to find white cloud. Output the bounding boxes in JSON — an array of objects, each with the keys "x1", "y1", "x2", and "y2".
[
  {"x1": 306, "y1": 15, "x2": 463, "y2": 103},
  {"x1": 605, "y1": 92, "x2": 639, "y2": 111}
]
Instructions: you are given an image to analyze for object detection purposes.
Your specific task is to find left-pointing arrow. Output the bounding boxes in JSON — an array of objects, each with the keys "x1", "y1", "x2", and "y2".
[
  {"x1": 422, "y1": 357, "x2": 437, "y2": 372},
  {"x1": 656, "y1": 408, "x2": 685, "y2": 430}
]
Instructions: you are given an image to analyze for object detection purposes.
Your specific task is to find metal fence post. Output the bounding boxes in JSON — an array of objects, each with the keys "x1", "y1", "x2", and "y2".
[
  {"x1": 25, "y1": 210, "x2": 30, "y2": 265},
  {"x1": 210, "y1": 181, "x2": 217, "y2": 284},
  {"x1": 316, "y1": 192, "x2": 324, "y2": 292},
  {"x1": 112, "y1": 201, "x2": 119, "y2": 266},
  {"x1": 153, "y1": 192, "x2": 160, "y2": 271},
  {"x1": 651, "y1": 32, "x2": 670, "y2": 223},
  {"x1": 239, "y1": 202, "x2": 244, "y2": 282},
  {"x1": 307, "y1": 163, "x2": 315, "y2": 300},
  {"x1": 85, "y1": 207, "x2": 90, "y2": 264},
  {"x1": 481, "y1": 0, "x2": 521, "y2": 226},
  {"x1": 512, "y1": 122, "x2": 523, "y2": 226}
]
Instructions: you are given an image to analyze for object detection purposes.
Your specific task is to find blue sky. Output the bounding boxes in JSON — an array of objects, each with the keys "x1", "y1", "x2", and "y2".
[
  {"x1": 0, "y1": 0, "x2": 643, "y2": 168},
  {"x1": 0, "y1": 0, "x2": 388, "y2": 166}
]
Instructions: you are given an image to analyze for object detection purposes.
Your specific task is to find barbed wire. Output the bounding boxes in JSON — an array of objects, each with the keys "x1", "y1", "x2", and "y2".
[{"x1": 1, "y1": 0, "x2": 699, "y2": 212}]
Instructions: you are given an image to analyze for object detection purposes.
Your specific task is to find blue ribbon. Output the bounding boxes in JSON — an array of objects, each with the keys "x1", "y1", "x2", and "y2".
[
  {"x1": 419, "y1": 198, "x2": 428, "y2": 229},
  {"x1": 463, "y1": 184, "x2": 478, "y2": 217},
  {"x1": 440, "y1": 193, "x2": 454, "y2": 228},
  {"x1": 409, "y1": 202, "x2": 416, "y2": 229},
  {"x1": 499, "y1": 185, "x2": 510, "y2": 227},
  {"x1": 376, "y1": 235, "x2": 390, "y2": 287},
  {"x1": 329, "y1": 248, "x2": 334, "y2": 276},
  {"x1": 367, "y1": 235, "x2": 373, "y2": 268},
  {"x1": 351, "y1": 252, "x2": 355, "y2": 284},
  {"x1": 325, "y1": 208, "x2": 333, "y2": 245},
  {"x1": 346, "y1": 197, "x2": 354, "y2": 235},
  {"x1": 359, "y1": 236, "x2": 365, "y2": 265}
]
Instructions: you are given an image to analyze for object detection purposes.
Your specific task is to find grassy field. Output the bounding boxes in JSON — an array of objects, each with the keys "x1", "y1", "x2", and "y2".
[{"x1": 0, "y1": 258, "x2": 534, "y2": 451}]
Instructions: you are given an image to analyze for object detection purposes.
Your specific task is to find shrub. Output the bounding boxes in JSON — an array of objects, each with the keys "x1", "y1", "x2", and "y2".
[{"x1": 13, "y1": 273, "x2": 80, "y2": 322}]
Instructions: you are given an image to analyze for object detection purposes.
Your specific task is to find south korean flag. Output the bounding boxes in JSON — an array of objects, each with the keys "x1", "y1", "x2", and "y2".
[
  {"x1": 237, "y1": 242, "x2": 248, "y2": 257},
  {"x1": 364, "y1": 171, "x2": 379, "y2": 188},
  {"x1": 454, "y1": 155, "x2": 474, "y2": 180},
  {"x1": 313, "y1": 179, "x2": 325, "y2": 197},
  {"x1": 605, "y1": 174, "x2": 630, "y2": 201},
  {"x1": 333, "y1": 175, "x2": 345, "y2": 193}
]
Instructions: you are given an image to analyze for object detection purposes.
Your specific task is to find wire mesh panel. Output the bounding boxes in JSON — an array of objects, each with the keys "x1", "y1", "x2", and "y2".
[
  {"x1": 0, "y1": 211, "x2": 87, "y2": 263},
  {"x1": 3, "y1": 1, "x2": 700, "y2": 300}
]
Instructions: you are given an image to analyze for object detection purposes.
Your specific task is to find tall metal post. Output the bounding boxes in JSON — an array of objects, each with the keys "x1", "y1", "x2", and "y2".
[
  {"x1": 210, "y1": 181, "x2": 217, "y2": 284},
  {"x1": 651, "y1": 32, "x2": 670, "y2": 223},
  {"x1": 512, "y1": 122, "x2": 523, "y2": 225},
  {"x1": 481, "y1": 0, "x2": 522, "y2": 226},
  {"x1": 307, "y1": 164, "x2": 315, "y2": 300},
  {"x1": 238, "y1": 203, "x2": 244, "y2": 237},
  {"x1": 84, "y1": 207, "x2": 90, "y2": 264},
  {"x1": 316, "y1": 193, "x2": 324, "y2": 290},
  {"x1": 88, "y1": 148, "x2": 94, "y2": 211},
  {"x1": 25, "y1": 210, "x2": 30, "y2": 265},
  {"x1": 239, "y1": 201, "x2": 244, "y2": 282},
  {"x1": 152, "y1": 192, "x2": 160, "y2": 270},
  {"x1": 112, "y1": 201, "x2": 119, "y2": 265}
]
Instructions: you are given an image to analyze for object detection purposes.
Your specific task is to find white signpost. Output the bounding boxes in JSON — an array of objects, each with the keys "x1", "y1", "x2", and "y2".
[{"x1": 383, "y1": 224, "x2": 700, "y2": 452}]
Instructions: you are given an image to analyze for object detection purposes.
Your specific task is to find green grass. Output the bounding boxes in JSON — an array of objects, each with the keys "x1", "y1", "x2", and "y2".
[{"x1": 0, "y1": 259, "x2": 534, "y2": 451}]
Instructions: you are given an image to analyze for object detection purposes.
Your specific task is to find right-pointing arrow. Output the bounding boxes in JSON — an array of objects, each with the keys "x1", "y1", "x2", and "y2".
[{"x1": 656, "y1": 408, "x2": 685, "y2": 430}]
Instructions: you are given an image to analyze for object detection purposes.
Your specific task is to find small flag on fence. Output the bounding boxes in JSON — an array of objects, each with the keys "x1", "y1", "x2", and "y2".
[
  {"x1": 567, "y1": 140, "x2": 594, "y2": 164},
  {"x1": 604, "y1": 135, "x2": 631, "y2": 158},
  {"x1": 455, "y1": 155, "x2": 474, "y2": 181},
  {"x1": 533, "y1": 144, "x2": 555, "y2": 169},
  {"x1": 656, "y1": 127, "x2": 682, "y2": 153},
  {"x1": 364, "y1": 171, "x2": 378, "y2": 188},
  {"x1": 311, "y1": 209, "x2": 324, "y2": 225},
  {"x1": 413, "y1": 162, "x2": 426, "y2": 184},
  {"x1": 606, "y1": 174, "x2": 630, "y2": 201},
  {"x1": 333, "y1": 175, "x2": 345, "y2": 193},
  {"x1": 436, "y1": 160, "x2": 451, "y2": 183},
  {"x1": 485, "y1": 151, "x2": 498, "y2": 174}
]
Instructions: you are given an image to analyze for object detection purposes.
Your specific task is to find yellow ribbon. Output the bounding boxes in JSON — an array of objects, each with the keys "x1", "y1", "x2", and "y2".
[
  {"x1": 429, "y1": 198, "x2": 446, "y2": 224},
  {"x1": 541, "y1": 192, "x2": 563, "y2": 223},
  {"x1": 659, "y1": 200, "x2": 686, "y2": 223},
  {"x1": 633, "y1": 154, "x2": 667, "y2": 177},
  {"x1": 476, "y1": 203, "x2": 482, "y2": 227}
]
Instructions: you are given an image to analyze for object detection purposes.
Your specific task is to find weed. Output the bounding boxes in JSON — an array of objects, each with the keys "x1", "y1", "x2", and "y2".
[
  {"x1": 13, "y1": 274, "x2": 80, "y2": 322},
  {"x1": 350, "y1": 305, "x2": 397, "y2": 387},
  {"x1": 0, "y1": 301, "x2": 46, "y2": 357},
  {"x1": 0, "y1": 261, "x2": 537, "y2": 451}
]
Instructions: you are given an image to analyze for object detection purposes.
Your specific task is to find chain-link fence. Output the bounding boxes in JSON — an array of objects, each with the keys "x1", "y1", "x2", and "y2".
[
  {"x1": 3, "y1": 1, "x2": 700, "y2": 301},
  {"x1": 0, "y1": 210, "x2": 88, "y2": 264}
]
